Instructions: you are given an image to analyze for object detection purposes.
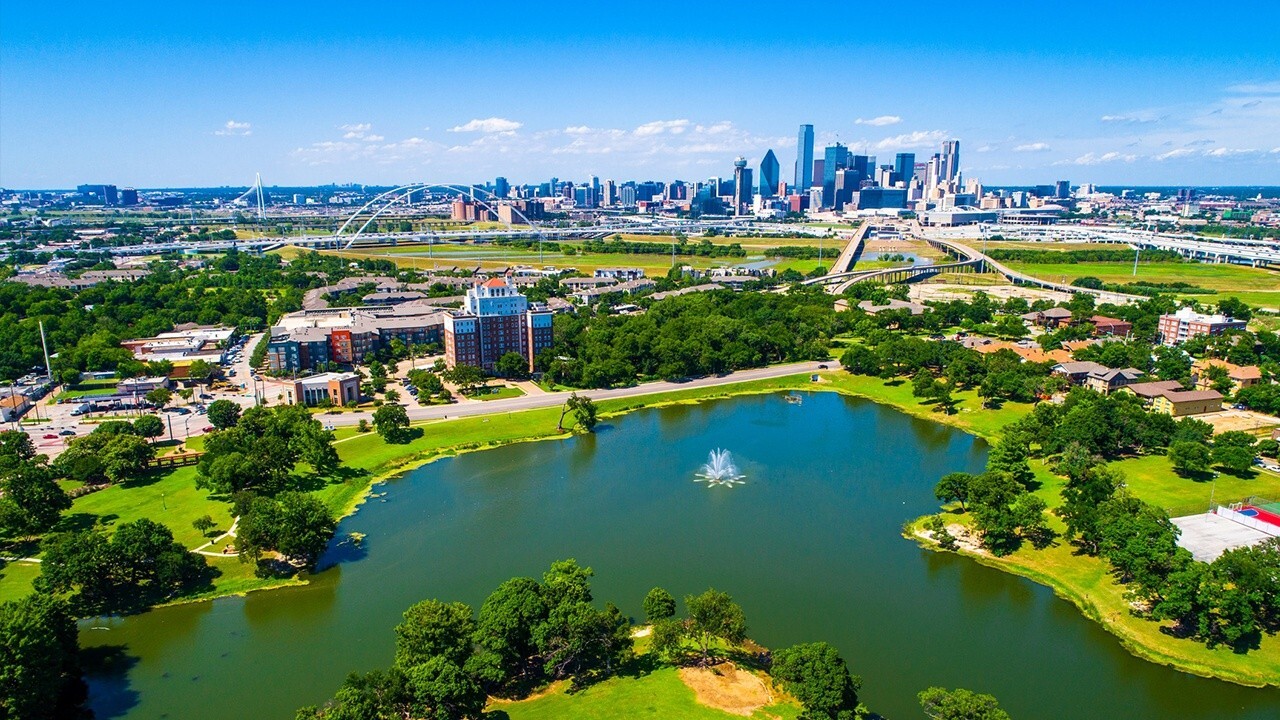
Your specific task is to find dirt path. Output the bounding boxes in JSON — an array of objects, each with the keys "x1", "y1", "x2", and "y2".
[{"x1": 678, "y1": 663, "x2": 773, "y2": 717}]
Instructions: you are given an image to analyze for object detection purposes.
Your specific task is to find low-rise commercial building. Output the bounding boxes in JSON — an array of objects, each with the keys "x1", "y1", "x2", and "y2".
[
  {"x1": 267, "y1": 305, "x2": 446, "y2": 373},
  {"x1": 1151, "y1": 389, "x2": 1224, "y2": 417},
  {"x1": 266, "y1": 372, "x2": 361, "y2": 406}
]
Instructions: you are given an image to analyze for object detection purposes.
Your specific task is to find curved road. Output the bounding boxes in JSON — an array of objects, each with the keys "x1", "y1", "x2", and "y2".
[{"x1": 319, "y1": 361, "x2": 827, "y2": 428}]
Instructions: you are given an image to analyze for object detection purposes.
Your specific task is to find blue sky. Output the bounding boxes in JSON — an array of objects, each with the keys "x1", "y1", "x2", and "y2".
[{"x1": 2, "y1": 2, "x2": 1278, "y2": 189}]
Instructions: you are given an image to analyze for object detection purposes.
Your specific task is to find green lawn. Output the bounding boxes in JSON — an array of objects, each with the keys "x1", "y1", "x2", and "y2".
[
  {"x1": 816, "y1": 372, "x2": 1033, "y2": 441},
  {"x1": 1109, "y1": 454, "x2": 1280, "y2": 516},
  {"x1": 1004, "y1": 260, "x2": 1280, "y2": 309},
  {"x1": 474, "y1": 385, "x2": 526, "y2": 401},
  {"x1": 55, "y1": 378, "x2": 119, "y2": 400},
  {"x1": 0, "y1": 561, "x2": 42, "y2": 603},
  {"x1": 491, "y1": 666, "x2": 800, "y2": 720}
]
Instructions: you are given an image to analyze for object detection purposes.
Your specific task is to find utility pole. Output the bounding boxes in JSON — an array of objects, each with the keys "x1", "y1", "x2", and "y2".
[
  {"x1": 38, "y1": 320, "x2": 52, "y2": 382},
  {"x1": 1132, "y1": 246, "x2": 1140, "y2": 277}
]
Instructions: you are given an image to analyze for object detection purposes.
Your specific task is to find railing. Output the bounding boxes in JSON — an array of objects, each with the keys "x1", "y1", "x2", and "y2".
[{"x1": 148, "y1": 452, "x2": 204, "y2": 469}]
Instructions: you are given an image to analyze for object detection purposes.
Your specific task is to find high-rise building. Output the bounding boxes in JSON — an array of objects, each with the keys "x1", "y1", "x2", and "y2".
[
  {"x1": 77, "y1": 184, "x2": 118, "y2": 205},
  {"x1": 732, "y1": 157, "x2": 753, "y2": 215},
  {"x1": 940, "y1": 141, "x2": 960, "y2": 184},
  {"x1": 494, "y1": 177, "x2": 510, "y2": 198},
  {"x1": 894, "y1": 153, "x2": 915, "y2": 185},
  {"x1": 1055, "y1": 180, "x2": 1071, "y2": 198},
  {"x1": 811, "y1": 160, "x2": 824, "y2": 188},
  {"x1": 601, "y1": 179, "x2": 616, "y2": 206},
  {"x1": 822, "y1": 144, "x2": 849, "y2": 207},
  {"x1": 759, "y1": 149, "x2": 780, "y2": 198},
  {"x1": 443, "y1": 278, "x2": 553, "y2": 373},
  {"x1": 120, "y1": 188, "x2": 139, "y2": 206},
  {"x1": 620, "y1": 185, "x2": 637, "y2": 207},
  {"x1": 795, "y1": 124, "x2": 814, "y2": 192}
]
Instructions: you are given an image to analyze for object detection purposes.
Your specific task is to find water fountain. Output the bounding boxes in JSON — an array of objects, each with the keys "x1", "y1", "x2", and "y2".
[{"x1": 695, "y1": 448, "x2": 746, "y2": 488}]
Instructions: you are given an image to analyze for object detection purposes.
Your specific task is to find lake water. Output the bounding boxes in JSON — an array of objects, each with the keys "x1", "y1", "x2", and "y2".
[{"x1": 80, "y1": 392, "x2": 1280, "y2": 719}]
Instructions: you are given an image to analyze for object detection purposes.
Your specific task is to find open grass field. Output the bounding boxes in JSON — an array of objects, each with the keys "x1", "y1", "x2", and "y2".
[
  {"x1": 1003, "y1": 260, "x2": 1280, "y2": 309},
  {"x1": 1109, "y1": 454, "x2": 1280, "y2": 516},
  {"x1": 491, "y1": 666, "x2": 800, "y2": 720}
]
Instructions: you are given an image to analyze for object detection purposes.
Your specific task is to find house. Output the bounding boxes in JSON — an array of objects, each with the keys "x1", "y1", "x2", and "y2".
[
  {"x1": 1151, "y1": 389, "x2": 1224, "y2": 417},
  {"x1": 1192, "y1": 358, "x2": 1263, "y2": 393},
  {"x1": 594, "y1": 268, "x2": 646, "y2": 280},
  {"x1": 857, "y1": 299, "x2": 927, "y2": 316},
  {"x1": 1120, "y1": 380, "x2": 1186, "y2": 405},
  {"x1": 1020, "y1": 307, "x2": 1075, "y2": 328},
  {"x1": 1090, "y1": 315, "x2": 1132, "y2": 337},
  {"x1": 1010, "y1": 345, "x2": 1072, "y2": 364},
  {"x1": 1052, "y1": 362, "x2": 1144, "y2": 393}
]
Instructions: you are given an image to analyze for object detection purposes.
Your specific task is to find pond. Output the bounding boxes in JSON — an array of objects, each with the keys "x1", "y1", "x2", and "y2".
[{"x1": 81, "y1": 392, "x2": 1280, "y2": 719}]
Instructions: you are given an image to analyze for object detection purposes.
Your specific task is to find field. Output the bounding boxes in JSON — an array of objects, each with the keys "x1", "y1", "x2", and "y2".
[
  {"x1": 1001, "y1": 259, "x2": 1280, "y2": 309},
  {"x1": 492, "y1": 666, "x2": 800, "y2": 720}
]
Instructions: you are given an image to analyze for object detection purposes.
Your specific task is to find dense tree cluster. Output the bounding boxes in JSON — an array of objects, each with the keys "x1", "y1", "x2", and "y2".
[
  {"x1": 771, "y1": 642, "x2": 863, "y2": 720},
  {"x1": 985, "y1": 247, "x2": 1183, "y2": 264},
  {"x1": 233, "y1": 491, "x2": 337, "y2": 575},
  {"x1": 0, "y1": 593, "x2": 87, "y2": 720},
  {"x1": 35, "y1": 518, "x2": 212, "y2": 615},
  {"x1": 197, "y1": 404, "x2": 338, "y2": 495},
  {"x1": 298, "y1": 560, "x2": 632, "y2": 719},
  {"x1": 541, "y1": 289, "x2": 845, "y2": 387},
  {"x1": 0, "y1": 431, "x2": 71, "y2": 540},
  {"x1": 53, "y1": 421, "x2": 156, "y2": 485}
]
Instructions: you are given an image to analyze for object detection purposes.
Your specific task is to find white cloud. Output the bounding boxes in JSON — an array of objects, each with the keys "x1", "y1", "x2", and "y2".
[
  {"x1": 872, "y1": 130, "x2": 950, "y2": 150},
  {"x1": 1013, "y1": 142, "x2": 1051, "y2": 152},
  {"x1": 1154, "y1": 148, "x2": 1196, "y2": 161},
  {"x1": 1100, "y1": 113, "x2": 1158, "y2": 124},
  {"x1": 1226, "y1": 81, "x2": 1280, "y2": 94},
  {"x1": 448, "y1": 117, "x2": 523, "y2": 133},
  {"x1": 855, "y1": 115, "x2": 901, "y2": 127},
  {"x1": 1204, "y1": 147, "x2": 1258, "y2": 157},
  {"x1": 634, "y1": 119, "x2": 690, "y2": 136},
  {"x1": 340, "y1": 123, "x2": 371, "y2": 133},
  {"x1": 974, "y1": 144, "x2": 997, "y2": 153},
  {"x1": 214, "y1": 120, "x2": 252, "y2": 136},
  {"x1": 1057, "y1": 151, "x2": 1136, "y2": 166},
  {"x1": 339, "y1": 123, "x2": 385, "y2": 141}
]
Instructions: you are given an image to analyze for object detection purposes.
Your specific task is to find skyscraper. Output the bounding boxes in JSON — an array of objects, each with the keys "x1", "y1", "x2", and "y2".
[
  {"x1": 894, "y1": 153, "x2": 915, "y2": 185},
  {"x1": 795, "y1": 124, "x2": 814, "y2": 192},
  {"x1": 759, "y1": 149, "x2": 780, "y2": 198},
  {"x1": 732, "y1": 157, "x2": 753, "y2": 215},
  {"x1": 940, "y1": 141, "x2": 960, "y2": 184},
  {"x1": 494, "y1": 176, "x2": 510, "y2": 198},
  {"x1": 822, "y1": 144, "x2": 849, "y2": 208}
]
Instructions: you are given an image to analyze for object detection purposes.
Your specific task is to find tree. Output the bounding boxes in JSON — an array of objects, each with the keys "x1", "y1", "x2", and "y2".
[
  {"x1": 395, "y1": 600, "x2": 476, "y2": 669},
  {"x1": 771, "y1": 642, "x2": 861, "y2": 720},
  {"x1": 0, "y1": 460, "x2": 72, "y2": 539},
  {"x1": 1168, "y1": 440, "x2": 1213, "y2": 476},
  {"x1": 36, "y1": 519, "x2": 210, "y2": 615},
  {"x1": 133, "y1": 414, "x2": 165, "y2": 441},
  {"x1": 911, "y1": 369, "x2": 935, "y2": 398},
  {"x1": 934, "y1": 472, "x2": 973, "y2": 511},
  {"x1": 919, "y1": 687, "x2": 1011, "y2": 720},
  {"x1": 373, "y1": 403, "x2": 411, "y2": 444},
  {"x1": 1058, "y1": 465, "x2": 1121, "y2": 553},
  {"x1": 207, "y1": 399, "x2": 241, "y2": 430},
  {"x1": 404, "y1": 656, "x2": 486, "y2": 720},
  {"x1": 145, "y1": 386, "x2": 173, "y2": 409},
  {"x1": 368, "y1": 360, "x2": 388, "y2": 394},
  {"x1": 1212, "y1": 444, "x2": 1255, "y2": 475},
  {"x1": 643, "y1": 586, "x2": 677, "y2": 623},
  {"x1": 192, "y1": 515, "x2": 217, "y2": 537},
  {"x1": 558, "y1": 393, "x2": 598, "y2": 433},
  {"x1": 0, "y1": 594, "x2": 87, "y2": 720},
  {"x1": 445, "y1": 364, "x2": 485, "y2": 395},
  {"x1": 187, "y1": 359, "x2": 216, "y2": 383},
  {"x1": 384, "y1": 389, "x2": 400, "y2": 403},
  {"x1": 495, "y1": 351, "x2": 530, "y2": 380},
  {"x1": 683, "y1": 589, "x2": 747, "y2": 664},
  {"x1": 0, "y1": 430, "x2": 36, "y2": 472},
  {"x1": 471, "y1": 576, "x2": 548, "y2": 686},
  {"x1": 197, "y1": 404, "x2": 337, "y2": 494},
  {"x1": 236, "y1": 491, "x2": 337, "y2": 572}
]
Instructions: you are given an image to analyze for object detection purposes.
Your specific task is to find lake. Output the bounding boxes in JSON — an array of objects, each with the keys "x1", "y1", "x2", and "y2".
[{"x1": 81, "y1": 392, "x2": 1280, "y2": 719}]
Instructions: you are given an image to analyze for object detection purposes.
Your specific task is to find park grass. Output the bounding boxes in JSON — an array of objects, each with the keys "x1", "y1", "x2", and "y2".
[
  {"x1": 491, "y1": 666, "x2": 800, "y2": 720},
  {"x1": 1003, "y1": 260, "x2": 1280, "y2": 309},
  {"x1": 1109, "y1": 454, "x2": 1280, "y2": 516},
  {"x1": 55, "y1": 378, "x2": 118, "y2": 400},
  {"x1": 0, "y1": 561, "x2": 42, "y2": 603},
  {"x1": 815, "y1": 372, "x2": 1032, "y2": 441},
  {"x1": 474, "y1": 385, "x2": 526, "y2": 401}
]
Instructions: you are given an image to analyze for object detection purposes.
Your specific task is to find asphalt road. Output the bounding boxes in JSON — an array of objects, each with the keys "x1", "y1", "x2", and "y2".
[{"x1": 318, "y1": 361, "x2": 827, "y2": 427}]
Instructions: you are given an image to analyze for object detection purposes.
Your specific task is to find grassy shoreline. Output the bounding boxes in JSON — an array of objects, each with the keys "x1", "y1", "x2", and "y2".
[{"x1": 8, "y1": 366, "x2": 1278, "y2": 687}]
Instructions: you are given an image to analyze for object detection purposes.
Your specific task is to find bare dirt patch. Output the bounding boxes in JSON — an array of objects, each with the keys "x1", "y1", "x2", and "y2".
[
  {"x1": 917, "y1": 523, "x2": 988, "y2": 555},
  {"x1": 678, "y1": 663, "x2": 773, "y2": 717},
  {"x1": 1198, "y1": 409, "x2": 1279, "y2": 435}
]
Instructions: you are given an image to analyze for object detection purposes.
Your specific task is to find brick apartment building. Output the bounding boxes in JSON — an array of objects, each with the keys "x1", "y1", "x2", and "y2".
[{"x1": 444, "y1": 277, "x2": 553, "y2": 372}]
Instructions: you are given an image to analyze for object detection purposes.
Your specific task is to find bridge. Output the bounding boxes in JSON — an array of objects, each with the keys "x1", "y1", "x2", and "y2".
[
  {"x1": 800, "y1": 224, "x2": 1145, "y2": 304},
  {"x1": 930, "y1": 223, "x2": 1279, "y2": 267}
]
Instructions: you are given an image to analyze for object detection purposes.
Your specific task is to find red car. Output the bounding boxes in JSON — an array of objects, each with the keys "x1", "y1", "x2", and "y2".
[
  {"x1": 201, "y1": 426, "x2": 214, "y2": 433},
  {"x1": 42, "y1": 434, "x2": 58, "y2": 439}
]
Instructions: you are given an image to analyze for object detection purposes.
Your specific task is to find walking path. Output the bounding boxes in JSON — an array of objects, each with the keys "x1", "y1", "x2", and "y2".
[
  {"x1": 193, "y1": 517, "x2": 240, "y2": 556},
  {"x1": 321, "y1": 361, "x2": 826, "y2": 428}
]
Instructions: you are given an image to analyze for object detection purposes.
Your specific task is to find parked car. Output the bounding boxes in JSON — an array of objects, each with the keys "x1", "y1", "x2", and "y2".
[
  {"x1": 42, "y1": 434, "x2": 58, "y2": 439},
  {"x1": 201, "y1": 426, "x2": 214, "y2": 433},
  {"x1": 58, "y1": 429, "x2": 76, "y2": 436},
  {"x1": 817, "y1": 364, "x2": 829, "y2": 369}
]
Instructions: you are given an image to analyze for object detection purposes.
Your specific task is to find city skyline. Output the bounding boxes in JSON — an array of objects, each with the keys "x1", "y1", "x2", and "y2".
[{"x1": 2, "y1": 2, "x2": 1278, "y2": 188}]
